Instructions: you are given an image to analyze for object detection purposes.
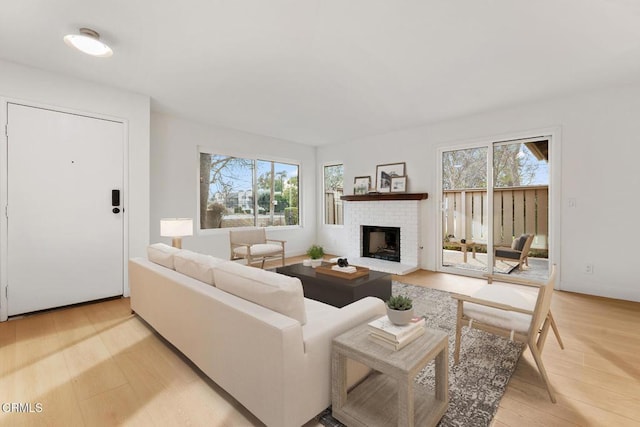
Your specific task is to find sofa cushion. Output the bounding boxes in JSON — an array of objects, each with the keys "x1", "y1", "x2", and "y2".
[
  {"x1": 303, "y1": 298, "x2": 338, "y2": 323},
  {"x1": 214, "y1": 262, "x2": 307, "y2": 325},
  {"x1": 233, "y1": 243, "x2": 283, "y2": 257},
  {"x1": 174, "y1": 250, "x2": 227, "y2": 286},
  {"x1": 495, "y1": 248, "x2": 521, "y2": 260},
  {"x1": 230, "y1": 228, "x2": 267, "y2": 245},
  {"x1": 464, "y1": 284, "x2": 535, "y2": 334},
  {"x1": 516, "y1": 234, "x2": 529, "y2": 251},
  {"x1": 147, "y1": 243, "x2": 181, "y2": 269}
]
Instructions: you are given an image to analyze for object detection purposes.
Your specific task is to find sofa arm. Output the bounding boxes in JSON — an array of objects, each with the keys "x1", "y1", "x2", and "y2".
[
  {"x1": 302, "y1": 296, "x2": 386, "y2": 353},
  {"x1": 299, "y1": 297, "x2": 386, "y2": 408}
]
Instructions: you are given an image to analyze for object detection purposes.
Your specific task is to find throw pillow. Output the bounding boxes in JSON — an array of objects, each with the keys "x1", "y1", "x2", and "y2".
[
  {"x1": 516, "y1": 234, "x2": 529, "y2": 251},
  {"x1": 510, "y1": 237, "x2": 522, "y2": 250}
]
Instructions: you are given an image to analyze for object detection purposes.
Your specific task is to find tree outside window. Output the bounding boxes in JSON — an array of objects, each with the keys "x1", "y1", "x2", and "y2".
[
  {"x1": 324, "y1": 164, "x2": 343, "y2": 225},
  {"x1": 442, "y1": 142, "x2": 548, "y2": 190},
  {"x1": 199, "y1": 152, "x2": 299, "y2": 229}
]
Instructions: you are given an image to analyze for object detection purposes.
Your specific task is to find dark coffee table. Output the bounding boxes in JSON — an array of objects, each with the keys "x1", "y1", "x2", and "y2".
[{"x1": 276, "y1": 262, "x2": 392, "y2": 308}]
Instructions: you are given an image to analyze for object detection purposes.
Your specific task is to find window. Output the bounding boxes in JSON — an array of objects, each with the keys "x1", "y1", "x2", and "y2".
[
  {"x1": 199, "y1": 152, "x2": 300, "y2": 229},
  {"x1": 323, "y1": 164, "x2": 343, "y2": 225}
]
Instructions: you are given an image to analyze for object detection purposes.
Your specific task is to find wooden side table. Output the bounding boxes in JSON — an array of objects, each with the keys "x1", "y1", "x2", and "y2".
[
  {"x1": 446, "y1": 240, "x2": 477, "y2": 263},
  {"x1": 332, "y1": 322, "x2": 448, "y2": 427}
]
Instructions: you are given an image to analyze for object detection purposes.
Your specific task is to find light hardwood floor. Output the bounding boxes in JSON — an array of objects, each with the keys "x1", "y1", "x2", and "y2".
[{"x1": 1, "y1": 258, "x2": 639, "y2": 426}]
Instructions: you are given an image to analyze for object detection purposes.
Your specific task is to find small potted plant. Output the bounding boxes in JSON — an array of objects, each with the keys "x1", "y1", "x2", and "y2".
[
  {"x1": 306, "y1": 245, "x2": 325, "y2": 268},
  {"x1": 386, "y1": 295, "x2": 414, "y2": 325}
]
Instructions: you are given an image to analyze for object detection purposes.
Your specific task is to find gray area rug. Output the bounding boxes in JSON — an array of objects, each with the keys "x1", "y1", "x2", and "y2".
[{"x1": 317, "y1": 281, "x2": 524, "y2": 427}]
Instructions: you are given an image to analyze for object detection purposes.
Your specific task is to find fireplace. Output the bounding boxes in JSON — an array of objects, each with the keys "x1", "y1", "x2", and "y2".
[
  {"x1": 362, "y1": 226, "x2": 401, "y2": 262},
  {"x1": 343, "y1": 199, "x2": 421, "y2": 274}
]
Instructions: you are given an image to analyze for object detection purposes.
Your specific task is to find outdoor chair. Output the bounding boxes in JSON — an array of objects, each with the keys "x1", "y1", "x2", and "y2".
[
  {"x1": 229, "y1": 227, "x2": 286, "y2": 268},
  {"x1": 494, "y1": 233, "x2": 534, "y2": 270},
  {"x1": 452, "y1": 264, "x2": 564, "y2": 403}
]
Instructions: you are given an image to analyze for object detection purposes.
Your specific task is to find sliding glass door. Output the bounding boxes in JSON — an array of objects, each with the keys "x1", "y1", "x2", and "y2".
[
  {"x1": 441, "y1": 146, "x2": 488, "y2": 274},
  {"x1": 492, "y1": 138, "x2": 550, "y2": 279},
  {"x1": 440, "y1": 137, "x2": 551, "y2": 279}
]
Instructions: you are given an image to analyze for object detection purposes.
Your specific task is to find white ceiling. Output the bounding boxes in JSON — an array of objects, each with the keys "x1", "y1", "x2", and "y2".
[{"x1": 2, "y1": 1, "x2": 640, "y2": 146}]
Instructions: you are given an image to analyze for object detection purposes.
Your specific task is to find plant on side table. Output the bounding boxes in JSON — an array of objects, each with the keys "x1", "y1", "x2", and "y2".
[
  {"x1": 305, "y1": 244, "x2": 325, "y2": 268},
  {"x1": 386, "y1": 294, "x2": 414, "y2": 325}
]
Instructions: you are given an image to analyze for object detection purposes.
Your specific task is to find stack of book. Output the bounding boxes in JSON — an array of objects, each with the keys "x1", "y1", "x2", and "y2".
[
  {"x1": 331, "y1": 265, "x2": 357, "y2": 274},
  {"x1": 367, "y1": 315, "x2": 426, "y2": 350}
]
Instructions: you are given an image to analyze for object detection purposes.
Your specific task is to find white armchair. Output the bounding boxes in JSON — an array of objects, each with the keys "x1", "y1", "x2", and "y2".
[
  {"x1": 452, "y1": 264, "x2": 564, "y2": 402},
  {"x1": 229, "y1": 227, "x2": 285, "y2": 268}
]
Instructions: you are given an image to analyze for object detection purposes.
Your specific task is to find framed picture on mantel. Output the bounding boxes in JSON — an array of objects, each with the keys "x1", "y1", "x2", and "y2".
[
  {"x1": 353, "y1": 176, "x2": 371, "y2": 195},
  {"x1": 391, "y1": 176, "x2": 407, "y2": 193},
  {"x1": 375, "y1": 162, "x2": 405, "y2": 193}
]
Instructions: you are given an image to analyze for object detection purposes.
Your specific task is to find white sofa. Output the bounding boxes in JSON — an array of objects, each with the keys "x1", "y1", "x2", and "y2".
[{"x1": 129, "y1": 243, "x2": 385, "y2": 427}]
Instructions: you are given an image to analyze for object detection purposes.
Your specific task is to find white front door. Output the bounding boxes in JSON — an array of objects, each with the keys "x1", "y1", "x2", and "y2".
[{"x1": 5, "y1": 103, "x2": 124, "y2": 316}]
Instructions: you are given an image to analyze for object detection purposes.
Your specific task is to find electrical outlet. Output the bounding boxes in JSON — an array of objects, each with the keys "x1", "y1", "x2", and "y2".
[{"x1": 585, "y1": 263, "x2": 594, "y2": 274}]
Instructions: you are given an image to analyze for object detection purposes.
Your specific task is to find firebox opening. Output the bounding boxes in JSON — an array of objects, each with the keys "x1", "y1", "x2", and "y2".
[{"x1": 362, "y1": 226, "x2": 400, "y2": 262}]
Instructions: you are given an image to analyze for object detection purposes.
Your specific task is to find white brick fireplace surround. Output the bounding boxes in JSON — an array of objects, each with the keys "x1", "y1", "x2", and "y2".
[{"x1": 343, "y1": 199, "x2": 422, "y2": 275}]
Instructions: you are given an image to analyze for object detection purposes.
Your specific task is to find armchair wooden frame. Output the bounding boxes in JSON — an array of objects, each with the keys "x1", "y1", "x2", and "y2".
[
  {"x1": 229, "y1": 228, "x2": 286, "y2": 269},
  {"x1": 452, "y1": 265, "x2": 564, "y2": 402}
]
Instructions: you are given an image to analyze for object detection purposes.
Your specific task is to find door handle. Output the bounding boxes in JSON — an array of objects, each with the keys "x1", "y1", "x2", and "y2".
[
  {"x1": 112, "y1": 189, "x2": 120, "y2": 207},
  {"x1": 112, "y1": 190, "x2": 121, "y2": 214}
]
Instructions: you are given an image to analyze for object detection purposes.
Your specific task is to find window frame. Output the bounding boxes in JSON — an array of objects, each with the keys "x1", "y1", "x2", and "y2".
[{"x1": 197, "y1": 147, "x2": 302, "y2": 234}]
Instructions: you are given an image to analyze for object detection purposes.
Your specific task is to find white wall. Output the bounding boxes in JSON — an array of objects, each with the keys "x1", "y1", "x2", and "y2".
[
  {"x1": 0, "y1": 59, "x2": 151, "y2": 299},
  {"x1": 318, "y1": 82, "x2": 640, "y2": 302},
  {"x1": 150, "y1": 112, "x2": 317, "y2": 259},
  {"x1": 317, "y1": 130, "x2": 432, "y2": 261},
  {"x1": 3, "y1": 58, "x2": 634, "y2": 302}
]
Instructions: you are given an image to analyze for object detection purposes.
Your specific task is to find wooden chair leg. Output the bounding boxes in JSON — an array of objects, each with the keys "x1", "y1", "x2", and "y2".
[
  {"x1": 281, "y1": 242, "x2": 286, "y2": 267},
  {"x1": 528, "y1": 341, "x2": 557, "y2": 403},
  {"x1": 549, "y1": 312, "x2": 565, "y2": 349},
  {"x1": 454, "y1": 301, "x2": 463, "y2": 364},
  {"x1": 537, "y1": 318, "x2": 552, "y2": 353}
]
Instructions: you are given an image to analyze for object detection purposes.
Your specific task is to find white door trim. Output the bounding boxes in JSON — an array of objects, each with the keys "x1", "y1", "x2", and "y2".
[{"x1": 0, "y1": 97, "x2": 129, "y2": 321}]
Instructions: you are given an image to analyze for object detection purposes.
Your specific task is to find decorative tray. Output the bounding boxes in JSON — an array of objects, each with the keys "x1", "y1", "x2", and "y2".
[{"x1": 315, "y1": 264, "x2": 370, "y2": 280}]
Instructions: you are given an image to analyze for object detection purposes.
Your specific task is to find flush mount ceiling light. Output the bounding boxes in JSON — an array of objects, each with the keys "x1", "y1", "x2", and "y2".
[{"x1": 64, "y1": 28, "x2": 113, "y2": 57}]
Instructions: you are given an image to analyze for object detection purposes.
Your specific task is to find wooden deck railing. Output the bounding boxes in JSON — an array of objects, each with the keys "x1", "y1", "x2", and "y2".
[
  {"x1": 325, "y1": 191, "x2": 344, "y2": 225},
  {"x1": 443, "y1": 186, "x2": 548, "y2": 250}
]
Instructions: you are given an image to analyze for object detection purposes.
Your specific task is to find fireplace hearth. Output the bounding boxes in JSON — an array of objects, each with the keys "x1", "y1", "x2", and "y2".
[{"x1": 362, "y1": 226, "x2": 401, "y2": 262}]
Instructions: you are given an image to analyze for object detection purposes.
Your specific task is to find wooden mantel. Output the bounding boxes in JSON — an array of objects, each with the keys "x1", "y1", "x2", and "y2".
[{"x1": 340, "y1": 193, "x2": 428, "y2": 202}]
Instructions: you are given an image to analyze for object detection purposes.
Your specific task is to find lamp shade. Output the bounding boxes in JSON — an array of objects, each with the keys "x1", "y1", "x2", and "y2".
[{"x1": 160, "y1": 218, "x2": 193, "y2": 237}]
